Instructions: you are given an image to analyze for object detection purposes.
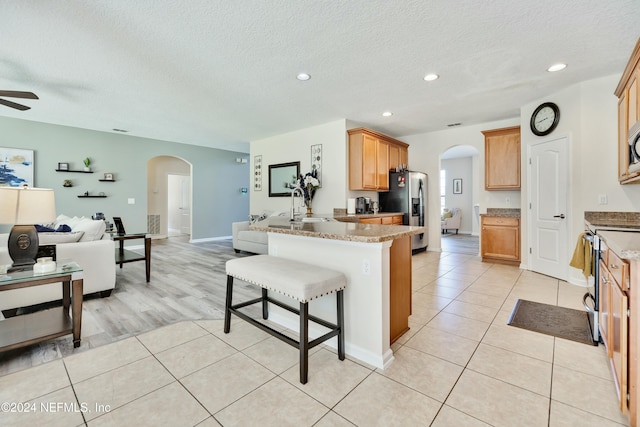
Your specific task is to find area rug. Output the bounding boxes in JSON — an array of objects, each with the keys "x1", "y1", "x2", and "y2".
[{"x1": 507, "y1": 299, "x2": 596, "y2": 346}]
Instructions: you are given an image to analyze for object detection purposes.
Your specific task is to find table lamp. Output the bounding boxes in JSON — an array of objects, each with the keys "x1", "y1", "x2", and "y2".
[{"x1": 0, "y1": 186, "x2": 56, "y2": 271}]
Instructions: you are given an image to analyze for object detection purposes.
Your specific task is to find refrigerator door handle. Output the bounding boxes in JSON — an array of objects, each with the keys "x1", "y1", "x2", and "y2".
[{"x1": 418, "y1": 179, "x2": 424, "y2": 227}]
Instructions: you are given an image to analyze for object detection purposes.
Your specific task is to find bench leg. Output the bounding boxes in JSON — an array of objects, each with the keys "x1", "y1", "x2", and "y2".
[
  {"x1": 262, "y1": 288, "x2": 268, "y2": 320},
  {"x1": 300, "y1": 301, "x2": 309, "y2": 384},
  {"x1": 337, "y1": 290, "x2": 345, "y2": 360},
  {"x1": 224, "y1": 275, "x2": 233, "y2": 333}
]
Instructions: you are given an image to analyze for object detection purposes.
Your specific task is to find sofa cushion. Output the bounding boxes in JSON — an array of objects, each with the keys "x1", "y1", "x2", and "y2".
[
  {"x1": 238, "y1": 230, "x2": 268, "y2": 245},
  {"x1": 72, "y1": 218, "x2": 106, "y2": 242},
  {"x1": 38, "y1": 231, "x2": 85, "y2": 244}
]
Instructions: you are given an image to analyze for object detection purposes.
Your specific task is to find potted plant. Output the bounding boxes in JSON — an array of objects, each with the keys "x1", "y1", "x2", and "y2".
[
  {"x1": 83, "y1": 157, "x2": 91, "y2": 172},
  {"x1": 63, "y1": 179, "x2": 72, "y2": 187}
]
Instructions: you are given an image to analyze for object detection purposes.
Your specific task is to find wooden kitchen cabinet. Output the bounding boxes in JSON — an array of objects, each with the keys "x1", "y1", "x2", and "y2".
[
  {"x1": 348, "y1": 128, "x2": 409, "y2": 191},
  {"x1": 482, "y1": 126, "x2": 521, "y2": 190},
  {"x1": 480, "y1": 216, "x2": 520, "y2": 265},
  {"x1": 615, "y1": 37, "x2": 640, "y2": 184},
  {"x1": 358, "y1": 215, "x2": 403, "y2": 225},
  {"x1": 599, "y1": 244, "x2": 630, "y2": 412}
]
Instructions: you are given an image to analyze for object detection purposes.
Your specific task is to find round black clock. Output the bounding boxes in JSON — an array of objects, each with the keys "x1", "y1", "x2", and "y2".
[{"x1": 530, "y1": 102, "x2": 560, "y2": 136}]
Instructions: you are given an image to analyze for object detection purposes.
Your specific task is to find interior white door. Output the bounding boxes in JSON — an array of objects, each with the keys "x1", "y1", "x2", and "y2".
[
  {"x1": 167, "y1": 174, "x2": 191, "y2": 236},
  {"x1": 529, "y1": 136, "x2": 569, "y2": 280}
]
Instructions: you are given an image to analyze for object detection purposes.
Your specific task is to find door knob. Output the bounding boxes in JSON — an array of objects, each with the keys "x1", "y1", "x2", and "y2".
[{"x1": 553, "y1": 214, "x2": 566, "y2": 219}]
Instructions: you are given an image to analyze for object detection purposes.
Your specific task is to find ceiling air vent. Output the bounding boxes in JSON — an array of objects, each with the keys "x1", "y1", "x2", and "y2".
[{"x1": 447, "y1": 122, "x2": 462, "y2": 127}]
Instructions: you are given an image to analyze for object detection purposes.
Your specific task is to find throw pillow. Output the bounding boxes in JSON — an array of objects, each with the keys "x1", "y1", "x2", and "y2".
[
  {"x1": 72, "y1": 218, "x2": 107, "y2": 242},
  {"x1": 249, "y1": 213, "x2": 269, "y2": 224},
  {"x1": 441, "y1": 211, "x2": 453, "y2": 220},
  {"x1": 38, "y1": 231, "x2": 85, "y2": 244}
]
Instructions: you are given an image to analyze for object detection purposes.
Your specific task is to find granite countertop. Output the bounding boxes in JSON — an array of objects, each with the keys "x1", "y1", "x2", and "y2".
[
  {"x1": 596, "y1": 230, "x2": 640, "y2": 260},
  {"x1": 250, "y1": 216, "x2": 424, "y2": 243},
  {"x1": 480, "y1": 208, "x2": 521, "y2": 218},
  {"x1": 585, "y1": 211, "x2": 640, "y2": 231}
]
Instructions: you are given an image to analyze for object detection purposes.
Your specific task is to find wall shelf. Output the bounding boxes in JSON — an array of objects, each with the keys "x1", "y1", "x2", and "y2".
[
  {"x1": 98, "y1": 179, "x2": 115, "y2": 182},
  {"x1": 56, "y1": 169, "x2": 94, "y2": 173},
  {"x1": 77, "y1": 195, "x2": 107, "y2": 198}
]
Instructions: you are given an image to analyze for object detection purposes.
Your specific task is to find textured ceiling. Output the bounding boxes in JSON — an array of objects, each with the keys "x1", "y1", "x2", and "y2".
[{"x1": 1, "y1": 1, "x2": 638, "y2": 153}]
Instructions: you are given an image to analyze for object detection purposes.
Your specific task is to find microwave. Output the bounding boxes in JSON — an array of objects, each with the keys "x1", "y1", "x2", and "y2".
[{"x1": 629, "y1": 120, "x2": 640, "y2": 174}]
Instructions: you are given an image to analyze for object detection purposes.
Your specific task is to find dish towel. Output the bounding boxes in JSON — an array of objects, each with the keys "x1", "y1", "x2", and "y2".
[{"x1": 569, "y1": 233, "x2": 592, "y2": 277}]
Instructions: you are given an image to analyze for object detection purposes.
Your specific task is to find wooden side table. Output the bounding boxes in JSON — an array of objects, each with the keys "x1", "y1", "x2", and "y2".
[
  {"x1": 113, "y1": 233, "x2": 151, "y2": 282},
  {"x1": 0, "y1": 262, "x2": 84, "y2": 352}
]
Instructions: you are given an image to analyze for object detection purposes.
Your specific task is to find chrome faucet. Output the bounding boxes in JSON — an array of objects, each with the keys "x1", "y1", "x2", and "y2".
[{"x1": 290, "y1": 186, "x2": 304, "y2": 221}]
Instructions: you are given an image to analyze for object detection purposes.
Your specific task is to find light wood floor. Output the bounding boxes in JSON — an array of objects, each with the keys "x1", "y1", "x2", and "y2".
[
  {"x1": 0, "y1": 236, "x2": 263, "y2": 376},
  {"x1": 440, "y1": 233, "x2": 479, "y2": 255}
]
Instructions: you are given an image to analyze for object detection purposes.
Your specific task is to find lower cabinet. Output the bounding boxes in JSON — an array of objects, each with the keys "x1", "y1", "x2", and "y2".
[
  {"x1": 600, "y1": 245, "x2": 630, "y2": 412},
  {"x1": 480, "y1": 216, "x2": 520, "y2": 265},
  {"x1": 359, "y1": 215, "x2": 403, "y2": 225}
]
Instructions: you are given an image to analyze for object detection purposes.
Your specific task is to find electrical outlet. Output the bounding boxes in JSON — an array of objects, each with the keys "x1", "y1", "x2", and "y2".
[
  {"x1": 362, "y1": 259, "x2": 371, "y2": 275},
  {"x1": 598, "y1": 194, "x2": 608, "y2": 205},
  {"x1": 505, "y1": 196, "x2": 511, "y2": 205}
]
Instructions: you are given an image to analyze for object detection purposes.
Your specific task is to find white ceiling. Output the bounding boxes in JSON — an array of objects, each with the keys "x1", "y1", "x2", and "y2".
[{"x1": 1, "y1": 1, "x2": 638, "y2": 153}]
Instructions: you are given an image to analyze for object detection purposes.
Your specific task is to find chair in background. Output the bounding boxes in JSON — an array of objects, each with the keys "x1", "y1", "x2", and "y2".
[{"x1": 441, "y1": 208, "x2": 462, "y2": 234}]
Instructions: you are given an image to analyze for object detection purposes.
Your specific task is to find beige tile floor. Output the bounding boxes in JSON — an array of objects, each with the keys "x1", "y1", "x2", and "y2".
[{"x1": 0, "y1": 251, "x2": 631, "y2": 426}]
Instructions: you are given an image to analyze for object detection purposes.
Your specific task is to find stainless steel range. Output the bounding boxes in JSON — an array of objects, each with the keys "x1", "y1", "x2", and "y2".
[{"x1": 583, "y1": 217, "x2": 640, "y2": 343}]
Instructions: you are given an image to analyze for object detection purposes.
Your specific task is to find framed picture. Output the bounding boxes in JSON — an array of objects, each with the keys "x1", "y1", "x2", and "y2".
[
  {"x1": 453, "y1": 178, "x2": 462, "y2": 194},
  {"x1": 254, "y1": 155, "x2": 262, "y2": 191},
  {"x1": 58, "y1": 162, "x2": 69, "y2": 171},
  {"x1": 311, "y1": 144, "x2": 322, "y2": 187},
  {"x1": 268, "y1": 161, "x2": 299, "y2": 197},
  {"x1": 0, "y1": 147, "x2": 34, "y2": 186},
  {"x1": 103, "y1": 173, "x2": 113, "y2": 180}
]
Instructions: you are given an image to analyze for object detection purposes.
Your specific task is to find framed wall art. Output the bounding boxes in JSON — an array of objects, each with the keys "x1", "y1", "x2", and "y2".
[
  {"x1": 254, "y1": 155, "x2": 262, "y2": 191},
  {"x1": 453, "y1": 178, "x2": 462, "y2": 194},
  {"x1": 311, "y1": 144, "x2": 322, "y2": 187},
  {"x1": 0, "y1": 147, "x2": 34, "y2": 187}
]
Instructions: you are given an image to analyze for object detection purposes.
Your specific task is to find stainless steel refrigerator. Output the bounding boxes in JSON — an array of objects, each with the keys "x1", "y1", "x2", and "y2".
[{"x1": 378, "y1": 171, "x2": 428, "y2": 253}]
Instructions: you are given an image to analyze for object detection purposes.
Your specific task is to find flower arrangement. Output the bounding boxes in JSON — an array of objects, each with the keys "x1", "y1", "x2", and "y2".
[{"x1": 290, "y1": 167, "x2": 320, "y2": 207}]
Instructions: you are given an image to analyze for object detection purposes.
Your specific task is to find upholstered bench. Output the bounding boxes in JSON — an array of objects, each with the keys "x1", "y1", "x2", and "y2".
[{"x1": 225, "y1": 255, "x2": 347, "y2": 384}]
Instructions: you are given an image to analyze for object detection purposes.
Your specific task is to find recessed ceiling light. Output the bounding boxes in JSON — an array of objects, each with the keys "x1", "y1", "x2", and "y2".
[
  {"x1": 547, "y1": 63, "x2": 567, "y2": 72},
  {"x1": 382, "y1": 111, "x2": 393, "y2": 117},
  {"x1": 423, "y1": 73, "x2": 439, "y2": 81},
  {"x1": 296, "y1": 73, "x2": 311, "y2": 81}
]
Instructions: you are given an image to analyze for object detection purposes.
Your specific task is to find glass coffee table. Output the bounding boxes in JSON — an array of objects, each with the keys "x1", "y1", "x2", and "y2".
[
  {"x1": 113, "y1": 233, "x2": 151, "y2": 282},
  {"x1": 0, "y1": 261, "x2": 84, "y2": 351}
]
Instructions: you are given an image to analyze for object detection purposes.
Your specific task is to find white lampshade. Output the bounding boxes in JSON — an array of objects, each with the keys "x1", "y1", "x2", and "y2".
[{"x1": 0, "y1": 187, "x2": 56, "y2": 225}]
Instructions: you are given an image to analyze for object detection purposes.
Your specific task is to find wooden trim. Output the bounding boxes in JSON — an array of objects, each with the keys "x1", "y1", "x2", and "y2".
[{"x1": 615, "y1": 37, "x2": 640, "y2": 97}]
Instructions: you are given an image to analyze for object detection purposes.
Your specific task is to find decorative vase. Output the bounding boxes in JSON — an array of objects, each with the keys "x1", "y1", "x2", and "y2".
[{"x1": 306, "y1": 201, "x2": 313, "y2": 217}]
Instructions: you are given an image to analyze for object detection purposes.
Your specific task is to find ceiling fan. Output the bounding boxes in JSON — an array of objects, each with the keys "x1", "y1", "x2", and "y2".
[{"x1": 0, "y1": 91, "x2": 38, "y2": 111}]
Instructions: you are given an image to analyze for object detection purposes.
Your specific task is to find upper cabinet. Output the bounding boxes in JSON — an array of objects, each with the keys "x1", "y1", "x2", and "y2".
[
  {"x1": 348, "y1": 128, "x2": 408, "y2": 191},
  {"x1": 615, "y1": 37, "x2": 640, "y2": 184},
  {"x1": 482, "y1": 126, "x2": 521, "y2": 190}
]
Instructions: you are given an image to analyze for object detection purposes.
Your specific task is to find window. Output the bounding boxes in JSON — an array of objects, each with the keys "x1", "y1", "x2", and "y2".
[{"x1": 440, "y1": 169, "x2": 446, "y2": 214}]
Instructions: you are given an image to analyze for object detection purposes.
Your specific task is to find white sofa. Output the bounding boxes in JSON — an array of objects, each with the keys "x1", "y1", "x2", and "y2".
[
  {"x1": 0, "y1": 216, "x2": 117, "y2": 313},
  {"x1": 232, "y1": 221, "x2": 268, "y2": 254}
]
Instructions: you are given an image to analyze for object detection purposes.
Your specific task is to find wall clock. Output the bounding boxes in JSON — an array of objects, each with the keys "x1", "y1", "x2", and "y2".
[{"x1": 530, "y1": 102, "x2": 560, "y2": 136}]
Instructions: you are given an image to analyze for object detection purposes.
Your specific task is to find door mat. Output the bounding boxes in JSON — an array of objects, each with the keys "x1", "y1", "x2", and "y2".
[{"x1": 507, "y1": 299, "x2": 596, "y2": 346}]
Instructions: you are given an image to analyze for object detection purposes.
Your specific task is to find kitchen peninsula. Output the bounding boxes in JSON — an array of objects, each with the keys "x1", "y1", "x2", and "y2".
[{"x1": 250, "y1": 217, "x2": 424, "y2": 369}]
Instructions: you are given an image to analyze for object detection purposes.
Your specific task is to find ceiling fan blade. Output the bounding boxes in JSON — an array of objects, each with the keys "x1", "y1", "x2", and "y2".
[
  {"x1": 0, "y1": 91, "x2": 38, "y2": 100},
  {"x1": 0, "y1": 98, "x2": 31, "y2": 111}
]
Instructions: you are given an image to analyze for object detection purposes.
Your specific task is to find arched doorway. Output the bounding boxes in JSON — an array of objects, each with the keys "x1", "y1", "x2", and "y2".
[
  {"x1": 439, "y1": 145, "x2": 479, "y2": 254},
  {"x1": 147, "y1": 156, "x2": 192, "y2": 238}
]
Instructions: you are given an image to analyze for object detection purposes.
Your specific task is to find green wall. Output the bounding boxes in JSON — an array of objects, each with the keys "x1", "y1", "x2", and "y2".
[{"x1": 0, "y1": 116, "x2": 250, "y2": 239}]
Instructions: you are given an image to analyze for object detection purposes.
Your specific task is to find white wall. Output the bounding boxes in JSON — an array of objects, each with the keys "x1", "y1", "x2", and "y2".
[
  {"x1": 441, "y1": 157, "x2": 474, "y2": 234},
  {"x1": 520, "y1": 74, "x2": 640, "y2": 283},
  {"x1": 250, "y1": 120, "x2": 348, "y2": 215},
  {"x1": 402, "y1": 117, "x2": 520, "y2": 251}
]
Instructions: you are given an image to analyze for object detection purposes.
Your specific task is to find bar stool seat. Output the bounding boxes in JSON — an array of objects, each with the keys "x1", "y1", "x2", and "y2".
[{"x1": 225, "y1": 255, "x2": 346, "y2": 384}]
